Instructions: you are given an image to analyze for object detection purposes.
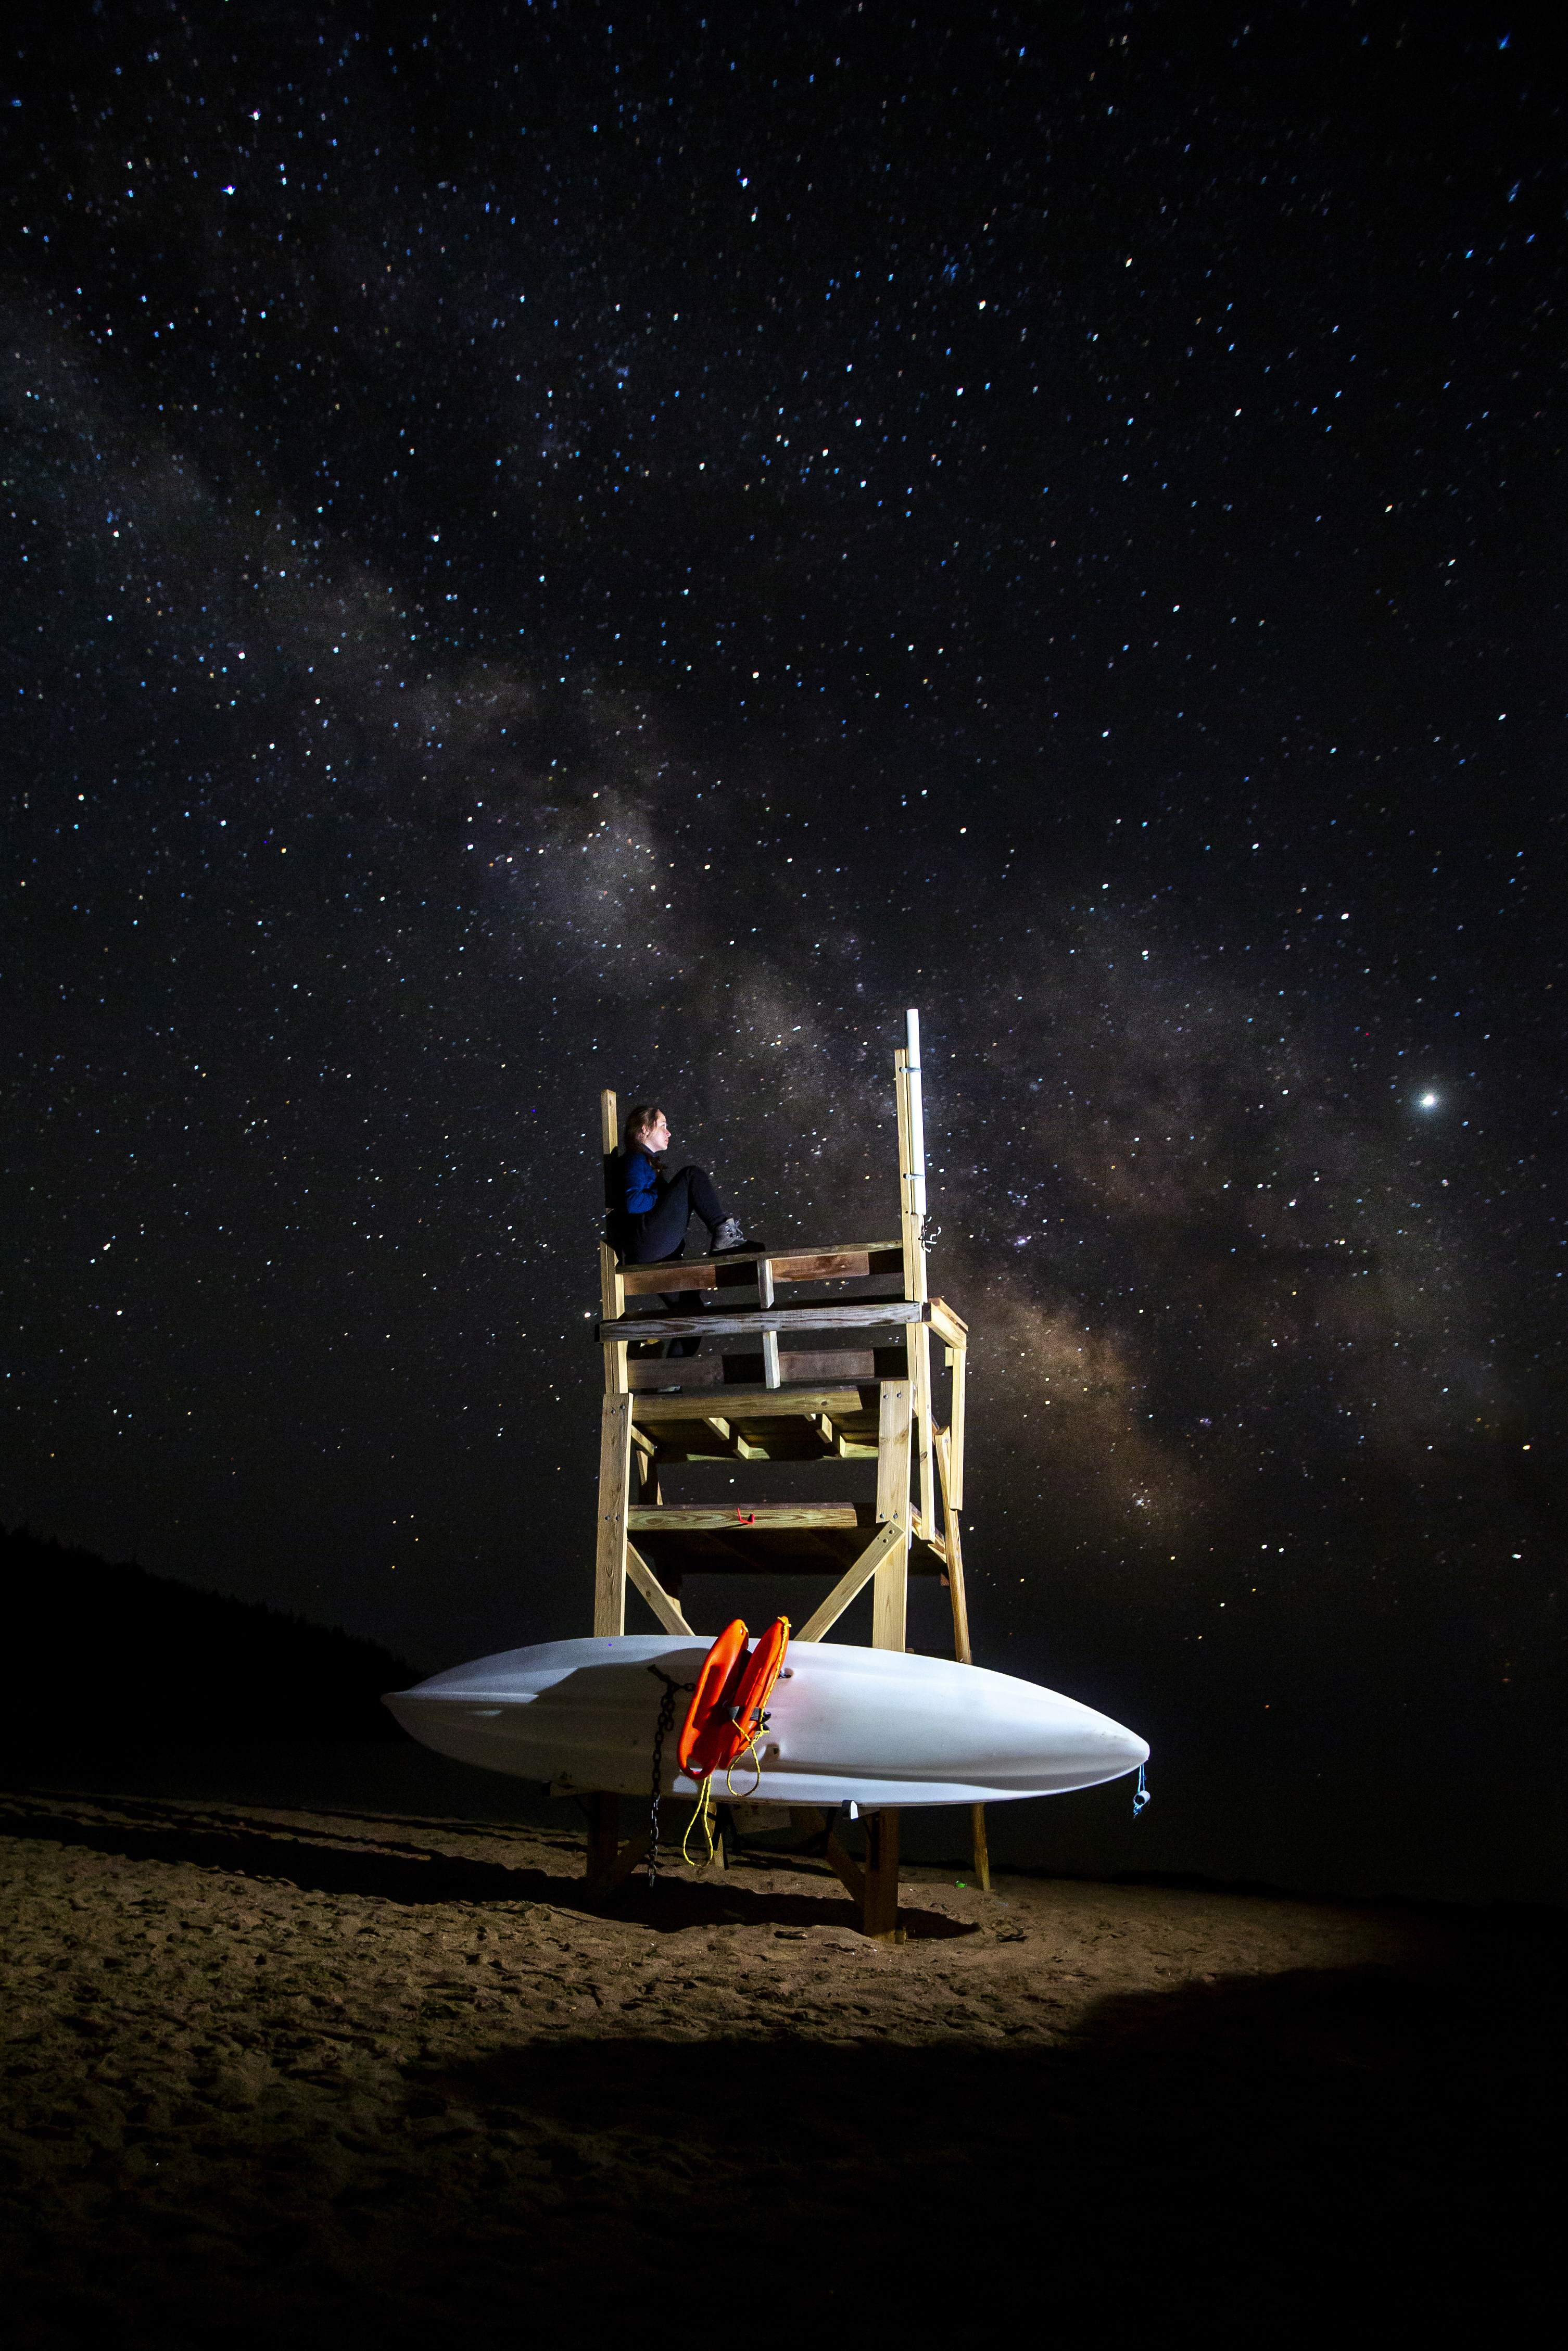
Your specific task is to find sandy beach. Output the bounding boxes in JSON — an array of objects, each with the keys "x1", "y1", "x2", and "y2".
[{"x1": 3, "y1": 1781, "x2": 1557, "y2": 2343}]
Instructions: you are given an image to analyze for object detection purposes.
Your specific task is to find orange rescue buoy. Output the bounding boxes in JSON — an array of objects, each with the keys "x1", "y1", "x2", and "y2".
[
  {"x1": 684, "y1": 1615, "x2": 791, "y2": 1783},
  {"x1": 676, "y1": 1619, "x2": 749, "y2": 1777}
]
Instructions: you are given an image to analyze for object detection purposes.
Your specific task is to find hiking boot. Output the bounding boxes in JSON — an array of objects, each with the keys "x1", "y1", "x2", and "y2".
[{"x1": 709, "y1": 1216, "x2": 755, "y2": 1255}]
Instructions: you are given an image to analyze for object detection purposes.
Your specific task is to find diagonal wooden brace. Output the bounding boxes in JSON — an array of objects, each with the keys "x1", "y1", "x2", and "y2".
[
  {"x1": 794, "y1": 1520, "x2": 906, "y2": 1644},
  {"x1": 625, "y1": 1541, "x2": 694, "y2": 1635}
]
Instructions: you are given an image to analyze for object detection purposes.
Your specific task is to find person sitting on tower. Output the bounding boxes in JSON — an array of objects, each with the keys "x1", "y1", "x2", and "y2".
[
  {"x1": 613, "y1": 1105, "x2": 754, "y2": 1266},
  {"x1": 611, "y1": 1105, "x2": 757, "y2": 1359}
]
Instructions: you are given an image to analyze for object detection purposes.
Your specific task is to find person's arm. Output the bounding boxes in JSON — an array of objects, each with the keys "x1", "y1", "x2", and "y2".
[{"x1": 623, "y1": 1145, "x2": 659, "y2": 1216}]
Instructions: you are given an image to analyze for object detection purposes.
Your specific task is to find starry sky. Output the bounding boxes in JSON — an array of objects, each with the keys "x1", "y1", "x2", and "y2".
[{"x1": 5, "y1": 4, "x2": 1563, "y2": 1899}]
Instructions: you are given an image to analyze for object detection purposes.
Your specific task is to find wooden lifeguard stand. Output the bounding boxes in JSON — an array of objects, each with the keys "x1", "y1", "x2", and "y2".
[{"x1": 584, "y1": 1012, "x2": 989, "y2": 1938}]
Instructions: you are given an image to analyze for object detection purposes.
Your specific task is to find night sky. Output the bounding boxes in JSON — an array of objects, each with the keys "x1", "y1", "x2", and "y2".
[{"x1": 5, "y1": 4, "x2": 1562, "y2": 1901}]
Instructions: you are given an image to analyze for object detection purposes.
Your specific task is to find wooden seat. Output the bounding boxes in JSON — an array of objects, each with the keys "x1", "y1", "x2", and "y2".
[{"x1": 613, "y1": 1239, "x2": 906, "y2": 1296}]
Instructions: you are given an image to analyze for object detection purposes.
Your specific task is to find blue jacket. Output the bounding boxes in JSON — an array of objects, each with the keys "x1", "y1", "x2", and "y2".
[{"x1": 619, "y1": 1145, "x2": 661, "y2": 1218}]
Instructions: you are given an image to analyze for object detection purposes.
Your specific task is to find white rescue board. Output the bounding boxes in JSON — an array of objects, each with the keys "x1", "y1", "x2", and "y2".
[{"x1": 383, "y1": 1636, "x2": 1148, "y2": 1809}]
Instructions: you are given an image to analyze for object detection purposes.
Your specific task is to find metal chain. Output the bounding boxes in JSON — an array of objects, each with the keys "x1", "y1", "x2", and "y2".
[{"x1": 644, "y1": 1665, "x2": 692, "y2": 1888}]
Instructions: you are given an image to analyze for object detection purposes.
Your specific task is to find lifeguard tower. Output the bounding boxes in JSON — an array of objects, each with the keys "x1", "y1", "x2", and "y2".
[{"x1": 583, "y1": 1013, "x2": 988, "y2": 1939}]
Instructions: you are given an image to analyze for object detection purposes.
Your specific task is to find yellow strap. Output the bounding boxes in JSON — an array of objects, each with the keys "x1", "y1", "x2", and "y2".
[
  {"x1": 681, "y1": 1775, "x2": 717, "y2": 1868},
  {"x1": 726, "y1": 1730, "x2": 766, "y2": 1800}
]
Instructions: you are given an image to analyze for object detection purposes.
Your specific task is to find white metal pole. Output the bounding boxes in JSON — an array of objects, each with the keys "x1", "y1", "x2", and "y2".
[{"x1": 904, "y1": 1007, "x2": 927, "y2": 1222}]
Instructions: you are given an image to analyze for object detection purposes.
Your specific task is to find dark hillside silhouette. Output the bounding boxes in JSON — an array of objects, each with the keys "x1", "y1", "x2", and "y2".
[{"x1": 1, "y1": 1525, "x2": 418, "y2": 1758}]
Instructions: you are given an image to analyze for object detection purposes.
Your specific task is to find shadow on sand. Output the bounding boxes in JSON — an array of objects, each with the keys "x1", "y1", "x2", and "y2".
[
  {"x1": 11, "y1": 1958, "x2": 1557, "y2": 2347},
  {"x1": 0, "y1": 1788, "x2": 975, "y2": 1937}
]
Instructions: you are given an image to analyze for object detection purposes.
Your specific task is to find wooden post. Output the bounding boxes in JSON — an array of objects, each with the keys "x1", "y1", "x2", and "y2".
[
  {"x1": 968, "y1": 1796, "x2": 992, "y2": 1895},
  {"x1": 935, "y1": 1429, "x2": 972, "y2": 1661},
  {"x1": 947, "y1": 1337, "x2": 966, "y2": 1512},
  {"x1": 757, "y1": 1257, "x2": 780, "y2": 1389},
  {"x1": 594, "y1": 1392, "x2": 633, "y2": 1635},
  {"x1": 862, "y1": 1809, "x2": 901, "y2": 1940},
  {"x1": 872, "y1": 1378, "x2": 911, "y2": 1652},
  {"x1": 895, "y1": 1047, "x2": 933, "y2": 1541},
  {"x1": 600, "y1": 1089, "x2": 629, "y2": 1394},
  {"x1": 937, "y1": 1424, "x2": 991, "y2": 1893}
]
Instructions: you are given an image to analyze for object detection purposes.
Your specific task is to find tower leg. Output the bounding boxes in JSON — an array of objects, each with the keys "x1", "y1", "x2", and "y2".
[
  {"x1": 969, "y1": 1802, "x2": 992, "y2": 1893},
  {"x1": 871, "y1": 1378, "x2": 912, "y2": 1652},
  {"x1": 862, "y1": 1809, "x2": 901, "y2": 1940},
  {"x1": 594, "y1": 1392, "x2": 634, "y2": 1635},
  {"x1": 937, "y1": 1425, "x2": 991, "y2": 1892}
]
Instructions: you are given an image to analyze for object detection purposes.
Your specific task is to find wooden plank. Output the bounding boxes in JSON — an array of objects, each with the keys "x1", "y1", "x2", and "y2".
[
  {"x1": 907, "y1": 1318, "x2": 934, "y2": 1542},
  {"x1": 627, "y1": 1350, "x2": 879, "y2": 1393},
  {"x1": 593, "y1": 1828, "x2": 654, "y2": 1893},
  {"x1": 634, "y1": 1385, "x2": 876, "y2": 1423},
  {"x1": 614, "y1": 1238, "x2": 900, "y2": 1281},
  {"x1": 771, "y1": 1349, "x2": 876, "y2": 1385},
  {"x1": 822, "y1": 1829, "x2": 866, "y2": 1906},
  {"x1": 933, "y1": 1429, "x2": 988, "y2": 1891},
  {"x1": 619, "y1": 1259, "x2": 719, "y2": 1296},
  {"x1": 629, "y1": 1503, "x2": 868, "y2": 1532},
  {"x1": 757, "y1": 1259, "x2": 781, "y2": 1389},
  {"x1": 935, "y1": 1427, "x2": 972, "y2": 1662},
  {"x1": 873, "y1": 1378, "x2": 912, "y2": 1652},
  {"x1": 862, "y1": 1809, "x2": 901, "y2": 1940},
  {"x1": 593, "y1": 1393, "x2": 634, "y2": 1636},
  {"x1": 947, "y1": 1336, "x2": 967, "y2": 1512},
  {"x1": 646, "y1": 1432, "x2": 879, "y2": 1468},
  {"x1": 928, "y1": 1295, "x2": 969, "y2": 1346},
  {"x1": 897, "y1": 1039, "x2": 931, "y2": 1545},
  {"x1": 894, "y1": 1050, "x2": 927, "y2": 1307},
  {"x1": 970, "y1": 1802, "x2": 992, "y2": 1895},
  {"x1": 624, "y1": 1542, "x2": 695, "y2": 1635},
  {"x1": 635, "y1": 1534, "x2": 936, "y2": 1577},
  {"x1": 876, "y1": 1378, "x2": 913, "y2": 1525},
  {"x1": 598, "y1": 1300, "x2": 931, "y2": 1344},
  {"x1": 770, "y1": 1249, "x2": 870, "y2": 1281},
  {"x1": 623, "y1": 1237, "x2": 899, "y2": 1270},
  {"x1": 599, "y1": 1091, "x2": 628, "y2": 1389},
  {"x1": 627, "y1": 1357, "x2": 723, "y2": 1392},
  {"x1": 599, "y1": 1240, "x2": 629, "y2": 1394},
  {"x1": 794, "y1": 1520, "x2": 904, "y2": 1642}
]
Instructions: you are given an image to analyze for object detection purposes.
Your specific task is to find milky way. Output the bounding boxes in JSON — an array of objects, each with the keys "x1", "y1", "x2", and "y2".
[{"x1": 4, "y1": 8, "x2": 1562, "y2": 1896}]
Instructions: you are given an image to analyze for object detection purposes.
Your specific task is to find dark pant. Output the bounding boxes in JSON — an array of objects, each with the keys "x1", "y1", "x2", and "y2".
[
  {"x1": 626, "y1": 1162, "x2": 727, "y2": 1265},
  {"x1": 627, "y1": 1164, "x2": 727, "y2": 1357}
]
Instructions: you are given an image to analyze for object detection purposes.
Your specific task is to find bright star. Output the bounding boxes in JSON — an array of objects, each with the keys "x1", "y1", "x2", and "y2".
[{"x1": 1419, "y1": 1092, "x2": 1439, "y2": 1109}]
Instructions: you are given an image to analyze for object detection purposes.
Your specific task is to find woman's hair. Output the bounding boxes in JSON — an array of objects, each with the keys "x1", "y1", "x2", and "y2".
[{"x1": 623, "y1": 1103, "x2": 664, "y2": 1151}]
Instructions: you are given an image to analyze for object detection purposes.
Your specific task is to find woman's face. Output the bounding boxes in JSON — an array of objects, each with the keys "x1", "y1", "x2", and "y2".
[{"x1": 640, "y1": 1113, "x2": 671, "y2": 1154}]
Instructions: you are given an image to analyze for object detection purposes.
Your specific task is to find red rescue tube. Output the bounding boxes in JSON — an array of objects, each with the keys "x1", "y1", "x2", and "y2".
[
  {"x1": 676, "y1": 1619, "x2": 748, "y2": 1776},
  {"x1": 686, "y1": 1614, "x2": 791, "y2": 1780},
  {"x1": 729, "y1": 1614, "x2": 790, "y2": 1747}
]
